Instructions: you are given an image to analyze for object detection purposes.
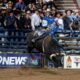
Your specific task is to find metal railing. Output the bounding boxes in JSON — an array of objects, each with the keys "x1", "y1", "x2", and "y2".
[
  {"x1": 54, "y1": 30, "x2": 80, "y2": 55},
  {"x1": 0, "y1": 29, "x2": 80, "y2": 55},
  {"x1": 0, "y1": 29, "x2": 32, "y2": 53}
]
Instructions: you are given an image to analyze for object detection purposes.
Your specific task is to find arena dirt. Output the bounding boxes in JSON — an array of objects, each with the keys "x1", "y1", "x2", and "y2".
[{"x1": 0, "y1": 67, "x2": 80, "y2": 80}]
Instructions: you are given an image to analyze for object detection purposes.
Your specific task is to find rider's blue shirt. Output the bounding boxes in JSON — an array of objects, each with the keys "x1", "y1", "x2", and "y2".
[
  {"x1": 51, "y1": 26, "x2": 59, "y2": 34},
  {"x1": 43, "y1": 16, "x2": 55, "y2": 24}
]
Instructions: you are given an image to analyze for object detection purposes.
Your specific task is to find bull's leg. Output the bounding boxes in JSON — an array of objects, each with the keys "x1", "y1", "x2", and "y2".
[{"x1": 52, "y1": 36, "x2": 64, "y2": 52}]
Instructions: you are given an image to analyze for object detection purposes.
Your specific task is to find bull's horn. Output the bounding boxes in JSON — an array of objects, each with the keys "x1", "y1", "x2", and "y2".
[{"x1": 50, "y1": 54, "x2": 56, "y2": 60}]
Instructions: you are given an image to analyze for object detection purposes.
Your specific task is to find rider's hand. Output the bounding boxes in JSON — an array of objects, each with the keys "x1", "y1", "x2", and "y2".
[{"x1": 32, "y1": 28, "x2": 35, "y2": 31}]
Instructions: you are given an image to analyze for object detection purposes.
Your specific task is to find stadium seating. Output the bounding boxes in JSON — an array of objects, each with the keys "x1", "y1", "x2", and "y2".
[
  {"x1": 55, "y1": 0, "x2": 79, "y2": 12},
  {"x1": 0, "y1": 29, "x2": 32, "y2": 54},
  {"x1": 55, "y1": 30, "x2": 80, "y2": 55}
]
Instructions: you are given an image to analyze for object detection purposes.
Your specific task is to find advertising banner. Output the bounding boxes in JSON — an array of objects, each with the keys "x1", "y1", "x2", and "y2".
[
  {"x1": 64, "y1": 55, "x2": 80, "y2": 69},
  {"x1": 0, "y1": 53, "x2": 41, "y2": 67}
]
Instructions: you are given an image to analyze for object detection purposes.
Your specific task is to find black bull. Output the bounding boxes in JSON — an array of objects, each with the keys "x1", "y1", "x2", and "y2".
[{"x1": 27, "y1": 31, "x2": 63, "y2": 67}]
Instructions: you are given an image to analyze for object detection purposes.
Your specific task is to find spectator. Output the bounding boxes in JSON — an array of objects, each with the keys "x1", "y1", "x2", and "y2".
[
  {"x1": 55, "y1": 12, "x2": 64, "y2": 30},
  {"x1": 0, "y1": 9, "x2": 5, "y2": 28},
  {"x1": 2, "y1": 0, "x2": 8, "y2": 8},
  {"x1": 26, "y1": 3, "x2": 32, "y2": 10},
  {"x1": 31, "y1": 10, "x2": 41, "y2": 31},
  {"x1": 51, "y1": 7, "x2": 56, "y2": 17},
  {"x1": 39, "y1": 10, "x2": 44, "y2": 20},
  {"x1": 71, "y1": 11, "x2": 80, "y2": 30},
  {"x1": 75, "y1": 11, "x2": 80, "y2": 21},
  {"x1": 43, "y1": 0, "x2": 56, "y2": 8},
  {"x1": 0, "y1": 2, "x2": 2, "y2": 9},
  {"x1": 24, "y1": 10, "x2": 32, "y2": 30},
  {"x1": 14, "y1": 0, "x2": 26, "y2": 11},
  {"x1": 4, "y1": 9, "x2": 17, "y2": 43},
  {"x1": 0, "y1": 9, "x2": 5, "y2": 46},
  {"x1": 4, "y1": 9, "x2": 17, "y2": 29},
  {"x1": 31, "y1": 3, "x2": 36, "y2": 12},
  {"x1": 15, "y1": 10, "x2": 25, "y2": 29},
  {"x1": 7, "y1": 1, "x2": 13, "y2": 9},
  {"x1": 42, "y1": 4, "x2": 47, "y2": 11},
  {"x1": 63, "y1": 10, "x2": 73, "y2": 30},
  {"x1": 26, "y1": 3, "x2": 36, "y2": 13}
]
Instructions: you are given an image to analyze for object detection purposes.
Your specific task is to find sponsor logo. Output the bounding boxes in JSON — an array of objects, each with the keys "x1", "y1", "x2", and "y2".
[
  {"x1": 74, "y1": 57, "x2": 80, "y2": 67},
  {"x1": 66, "y1": 56, "x2": 72, "y2": 68},
  {"x1": 0, "y1": 56, "x2": 28, "y2": 66}
]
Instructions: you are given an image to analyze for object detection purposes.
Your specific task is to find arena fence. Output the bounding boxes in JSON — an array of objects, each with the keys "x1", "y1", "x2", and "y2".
[
  {"x1": 47, "y1": 30, "x2": 80, "y2": 68},
  {"x1": 0, "y1": 29, "x2": 45, "y2": 67},
  {"x1": 0, "y1": 29, "x2": 80, "y2": 67},
  {"x1": 0, "y1": 29, "x2": 32, "y2": 53},
  {"x1": 54, "y1": 30, "x2": 80, "y2": 55}
]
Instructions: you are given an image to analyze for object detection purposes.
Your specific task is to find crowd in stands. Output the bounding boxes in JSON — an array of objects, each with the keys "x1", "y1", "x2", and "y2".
[
  {"x1": 0, "y1": 0, "x2": 80, "y2": 32},
  {"x1": 0, "y1": 0, "x2": 80, "y2": 68}
]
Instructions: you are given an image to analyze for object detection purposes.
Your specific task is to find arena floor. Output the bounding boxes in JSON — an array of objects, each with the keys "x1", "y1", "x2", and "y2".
[{"x1": 0, "y1": 67, "x2": 80, "y2": 80}]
